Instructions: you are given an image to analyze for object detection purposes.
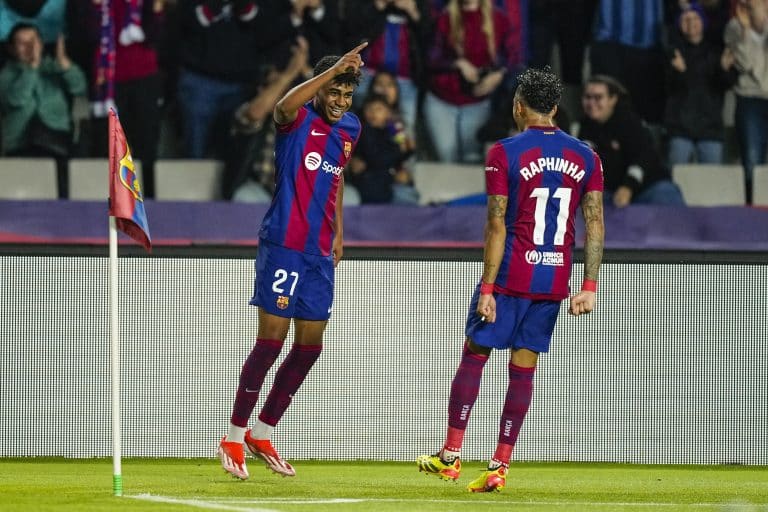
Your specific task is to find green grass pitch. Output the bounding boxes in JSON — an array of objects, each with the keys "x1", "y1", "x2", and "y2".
[{"x1": 1, "y1": 458, "x2": 766, "y2": 511}]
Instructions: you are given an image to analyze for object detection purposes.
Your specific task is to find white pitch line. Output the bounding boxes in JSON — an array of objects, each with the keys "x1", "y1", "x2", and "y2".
[
  {"x1": 133, "y1": 495, "x2": 767, "y2": 510},
  {"x1": 127, "y1": 494, "x2": 279, "y2": 512}
]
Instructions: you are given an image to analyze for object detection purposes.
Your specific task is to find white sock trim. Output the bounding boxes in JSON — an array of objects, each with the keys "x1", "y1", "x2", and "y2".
[
  {"x1": 251, "y1": 419, "x2": 274, "y2": 440},
  {"x1": 441, "y1": 448, "x2": 460, "y2": 462},
  {"x1": 227, "y1": 424, "x2": 247, "y2": 444}
]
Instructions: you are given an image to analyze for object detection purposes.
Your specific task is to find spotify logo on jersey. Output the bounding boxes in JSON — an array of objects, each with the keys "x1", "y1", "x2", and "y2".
[{"x1": 304, "y1": 152, "x2": 322, "y2": 171}]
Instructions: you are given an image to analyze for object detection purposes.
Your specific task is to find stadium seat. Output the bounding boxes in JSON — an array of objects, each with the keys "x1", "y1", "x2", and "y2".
[
  {"x1": 155, "y1": 159, "x2": 224, "y2": 201},
  {"x1": 412, "y1": 161, "x2": 485, "y2": 206},
  {"x1": 0, "y1": 157, "x2": 58, "y2": 199},
  {"x1": 753, "y1": 165, "x2": 768, "y2": 206},
  {"x1": 671, "y1": 164, "x2": 746, "y2": 206},
  {"x1": 68, "y1": 158, "x2": 144, "y2": 201}
]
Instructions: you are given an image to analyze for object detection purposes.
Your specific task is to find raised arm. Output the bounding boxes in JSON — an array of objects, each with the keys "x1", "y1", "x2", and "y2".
[
  {"x1": 274, "y1": 41, "x2": 367, "y2": 125},
  {"x1": 569, "y1": 190, "x2": 605, "y2": 316}
]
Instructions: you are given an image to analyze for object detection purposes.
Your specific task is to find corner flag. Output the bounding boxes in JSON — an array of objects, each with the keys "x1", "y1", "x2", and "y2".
[
  {"x1": 107, "y1": 108, "x2": 151, "y2": 497},
  {"x1": 108, "y1": 109, "x2": 151, "y2": 251}
]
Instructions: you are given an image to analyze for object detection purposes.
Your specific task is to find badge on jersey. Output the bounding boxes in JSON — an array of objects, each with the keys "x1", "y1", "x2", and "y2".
[{"x1": 344, "y1": 141, "x2": 352, "y2": 158}]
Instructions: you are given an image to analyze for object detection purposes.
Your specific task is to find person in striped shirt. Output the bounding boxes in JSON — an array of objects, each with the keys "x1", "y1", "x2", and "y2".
[
  {"x1": 217, "y1": 42, "x2": 367, "y2": 480},
  {"x1": 418, "y1": 66, "x2": 605, "y2": 493}
]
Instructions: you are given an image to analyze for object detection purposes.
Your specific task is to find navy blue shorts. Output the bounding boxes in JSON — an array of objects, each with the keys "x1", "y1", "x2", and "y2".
[
  {"x1": 465, "y1": 283, "x2": 561, "y2": 352},
  {"x1": 249, "y1": 239, "x2": 335, "y2": 321}
]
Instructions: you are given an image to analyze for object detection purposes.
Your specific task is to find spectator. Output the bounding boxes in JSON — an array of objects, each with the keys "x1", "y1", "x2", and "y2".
[
  {"x1": 223, "y1": 37, "x2": 310, "y2": 201},
  {"x1": 665, "y1": 0, "x2": 732, "y2": 49},
  {"x1": 347, "y1": 93, "x2": 419, "y2": 204},
  {"x1": 369, "y1": 70, "x2": 401, "y2": 110},
  {"x1": 424, "y1": 0, "x2": 516, "y2": 163},
  {"x1": 174, "y1": 0, "x2": 289, "y2": 159},
  {"x1": 577, "y1": 75, "x2": 686, "y2": 208},
  {"x1": 368, "y1": 69, "x2": 417, "y2": 140},
  {"x1": 590, "y1": 0, "x2": 667, "y2": 124},
  {"x1": 0, "y1": 0, "x2": 67, "y2": 44},
  {"x1": 68, "y1": 0, "x2": 166, "y2": 198},
  {"x1": 342, "y1": 0, "x2": 431, "y2": 135},
  {"x1": 292, "y1": 0, "x2": 341, "y2": 66},
  {"x1": 724, "y1": 0, "x2": 768, "y2": 204},
  {"x1": 0, "y1": 23, "x2": 86, "y2": 198},
  {"x1": 663, "y1": 2, "x2": 737, "y2": 167},
  {"x1": 528, "y1": 0, "x2": 596, "y2": 117},
  {"x1": 0, "y1": 0, "x2": 68, "y2": 72}
]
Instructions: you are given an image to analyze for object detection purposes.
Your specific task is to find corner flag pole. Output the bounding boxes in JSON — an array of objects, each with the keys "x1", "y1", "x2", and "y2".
[
  {"x1": 108, "y1": 108, "x2": 151, "y2": 498},
  {"x1": 109, "y1": 216, "x2": 123, "y2": 497}
]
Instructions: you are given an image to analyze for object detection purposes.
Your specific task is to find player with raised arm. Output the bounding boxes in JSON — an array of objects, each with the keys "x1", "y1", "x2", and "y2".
[
  {"x1": 217, "y1": 42, "x2": 367, "y2": 480},
  {"x1": 417, "y1": 66, "x2": 605, "y2": 492}
]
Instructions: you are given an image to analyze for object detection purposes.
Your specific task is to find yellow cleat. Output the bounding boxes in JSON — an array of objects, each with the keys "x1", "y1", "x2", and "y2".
[
  {"x1": 416, "y1": 454, "x2": 461, "y2": 481},
  {"x1": 467, "y1": 466, "x2": 507, "y2": 493}
]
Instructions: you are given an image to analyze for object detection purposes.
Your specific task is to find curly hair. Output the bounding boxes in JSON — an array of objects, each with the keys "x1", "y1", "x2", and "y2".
[
  {"x1": 515, "y1": 66, "x2": 563, "y2": 115},
  {"x1": 313, "y1": 55, "x2": 362, "y2": 87}
]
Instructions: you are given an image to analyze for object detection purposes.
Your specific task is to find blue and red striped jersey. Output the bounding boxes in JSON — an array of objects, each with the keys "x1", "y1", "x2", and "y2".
[
  {"x1": 259, "y1": 102, "x2": 361, "y2": 256},
  {"x1": 485, "y1": 126, "x2": 603, "y2": 300}
]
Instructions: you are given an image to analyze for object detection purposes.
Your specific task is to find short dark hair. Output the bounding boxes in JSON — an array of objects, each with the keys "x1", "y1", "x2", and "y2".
[
  {"x1": 362, "y1": 93, "x2": 390, "y2": 109},
  {"x1": 585, "y1": 74, "x2": 629, "y2": 99},
  {"x1": 313, "y1": 55, "x2": 361, "y2": 87},
  {"x1": 515, "y1": 66, "x2": 563, "y2": 115},
  {"x1": 8, "y1": 22, "x2": 40, "y2": 44}
]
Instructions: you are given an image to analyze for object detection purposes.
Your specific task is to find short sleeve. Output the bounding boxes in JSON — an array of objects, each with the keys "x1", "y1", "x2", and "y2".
[
  {"x1": 485, "y1": 142, "x2": 509, "y2": 196},
  {"x1": 276, "y1": 105, "x2": 309, "y2": 134},
  {"x1": 584, "y1": 151, "x2": 604, "y2": 193}
]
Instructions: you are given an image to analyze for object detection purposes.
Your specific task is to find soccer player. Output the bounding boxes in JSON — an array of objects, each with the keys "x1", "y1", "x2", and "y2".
[
  {"x1": 417, "y1": 67, "x2": 605, "y2": 493},
  {"x1": 217, "y1": 42, "x2": 367, "y2": 480}
]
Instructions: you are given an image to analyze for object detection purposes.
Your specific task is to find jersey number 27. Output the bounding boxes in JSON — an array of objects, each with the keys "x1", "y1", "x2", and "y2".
[{"x1": 272, "y1": 269, "x2": 299, "y2": 296}]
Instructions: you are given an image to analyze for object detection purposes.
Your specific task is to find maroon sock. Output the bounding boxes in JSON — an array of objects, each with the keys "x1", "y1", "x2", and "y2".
[
  {"x1": 258, "y1": 344, "x2": 322, "y2": 426},
  {"x1": 491, "y1": 443, "x2": 512, "y2": 468},
  {"x1": 230, "y1": 338, "x2": 283, "y2": 427},
  {"x1": 497, "y1": 363, "x2": 536, "y2": 452},
  {"x1": 447, "y1": 343, "x2": 489, "y2": 432}
]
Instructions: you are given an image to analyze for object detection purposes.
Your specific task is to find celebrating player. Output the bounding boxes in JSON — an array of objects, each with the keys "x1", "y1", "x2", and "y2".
[
  {"x1": 417, "y1": 67, "x2": 605, "y2": 492},
  {"x1": 217, "y1": 42, "x2": 367, "y2": 480}
]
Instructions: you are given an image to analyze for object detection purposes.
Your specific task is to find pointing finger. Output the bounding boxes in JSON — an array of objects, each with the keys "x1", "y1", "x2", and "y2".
[{"x1": 349, "y1": 41, "x2": 369, "y2": 55}]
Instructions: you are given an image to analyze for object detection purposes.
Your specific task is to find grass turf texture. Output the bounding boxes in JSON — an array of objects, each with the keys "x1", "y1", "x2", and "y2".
[{"x1": 1, "y1": 459, "x2": 766, "y2": 511}]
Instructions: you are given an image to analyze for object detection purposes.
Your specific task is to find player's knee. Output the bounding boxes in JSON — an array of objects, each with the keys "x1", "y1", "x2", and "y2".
[
  {"x1": 510, "y1": 348, "x2": 538, "y2": 368},
  {"x1": 466, "y1": 338, "x2": 492, "y2": 356}
]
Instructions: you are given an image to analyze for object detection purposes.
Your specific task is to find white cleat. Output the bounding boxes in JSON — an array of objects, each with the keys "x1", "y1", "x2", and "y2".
[{"x1": 244, "y1": 429, "x2": 296, "y2": 477}]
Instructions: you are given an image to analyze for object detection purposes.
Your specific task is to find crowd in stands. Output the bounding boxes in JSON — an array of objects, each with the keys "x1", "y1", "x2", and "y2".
[{"x1": 0, "y1": 0, "x2": 764, "y2": 204}]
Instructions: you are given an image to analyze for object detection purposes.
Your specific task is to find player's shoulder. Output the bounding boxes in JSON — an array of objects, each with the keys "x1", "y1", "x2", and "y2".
[
  {"x1": 275, "y1": 104, "x2": 311, "y2": 132},
  {"x1": 497, "y1": 128, "x2": 600, "y2": 164},
  {"x1": 343, "y1": 110, "x2": 361, "y2": 127},
  {"x1": 492, "y1": 132, "x2": 524, "y2": 153},
  {"x1": 548, "y1": 129, "x2": 600, "y2": 161},
  {"x1": 338, "y1": 110, "x2": 362, "y2": 136},
  {"x1": 563, "y1": 131, "x2": 597, "y2": 154},
  {"x1": 342, "y1": 109, "x2": 360, "y2": 123}
]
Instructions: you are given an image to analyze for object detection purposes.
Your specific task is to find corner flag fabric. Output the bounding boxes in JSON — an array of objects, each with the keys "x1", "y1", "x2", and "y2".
[{"x1": 108, "y1": 109, "x2": 151, "y2": 251}]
